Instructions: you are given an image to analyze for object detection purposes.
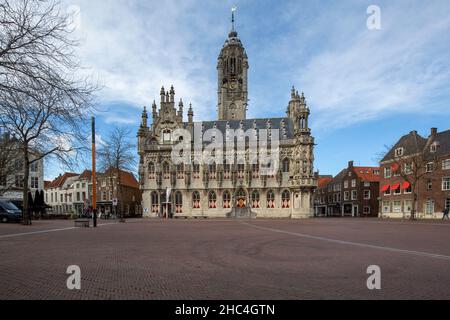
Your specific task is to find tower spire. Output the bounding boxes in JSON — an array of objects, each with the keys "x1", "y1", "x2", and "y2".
[{"x1": 231, "y1": 6, "x2": 236, "y2": 32}]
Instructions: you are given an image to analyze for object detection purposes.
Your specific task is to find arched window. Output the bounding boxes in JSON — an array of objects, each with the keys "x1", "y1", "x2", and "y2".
[
  {"x1": 177, "y1": 164, "x2": 184, "y2": 179},
  {"x1": 282, "y1": 190, "x2": 291, "y2": 209},
  {"x1": 267, "y1": 190, "x2": 275, "y2": 209},
  {"x1": 299, "y1": 117, "x2": 306, "y2": 129},
  {"x1": 148, "y1": 162, "x2": 155, "y2": 180},
  {"x1": 192, "y1": 191, "x2": 201, "y2": 209},
  {"x1": 251, "y1": 191, "x2": 260, "y2": 209},
  {"x1": 163, "y1": 162, "x2": 170, "y2": 179},
  {"x1": 237, "y1": 164, "x2": 245, "y2": 179},
  {"x1": 209, "y1": 163, "x2": 217, "y2": 180},
  {"x1": 282, "y1": 159, "x2": 290, "y2": 173},
  {"x1": 175, "y1": 192, "x2": 183, "y2": 213},
  {"x1": 252, "y1": 163, "x2": 260, "y2": 178},
  {"x1": 223, "y1": 191, "x2": 231, "y2": 209},
  {"x1": 209, "y1": 191, "x2": 217, "y2": 209},
  {"x1": 151, "y1": 192, "x2": 160, "y2": 214},
  {"x1": 223, "y1": 163, "x2": 231, "y2": 180},
  {"x1": 193, "y1": 163, "x2": 200, "y2": 180}
]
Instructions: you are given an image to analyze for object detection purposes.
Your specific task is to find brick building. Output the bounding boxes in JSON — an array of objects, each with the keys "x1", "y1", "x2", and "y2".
[
  {"x1": 380, "y1": 128, "x2": 450, "y2": 219},
  {"x1": 314, "y1": 161, "x2": 380, "y2": 217},
  {"x1": 97, "y1": 168, "x2": 142, "y2": 218}
]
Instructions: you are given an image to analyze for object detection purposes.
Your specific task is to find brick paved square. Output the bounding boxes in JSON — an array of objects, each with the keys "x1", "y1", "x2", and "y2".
[{"x1": 0, "y1": 218, "x2": 449, "y2": 300}]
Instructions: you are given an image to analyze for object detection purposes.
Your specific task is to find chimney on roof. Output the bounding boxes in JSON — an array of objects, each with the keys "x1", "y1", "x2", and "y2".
[
  {"x1": 431, "y1": 128, "x2": 438, "y2": 137},
  {"x1": 348, "y1": 161, "x2": 354, "y2": 168}
]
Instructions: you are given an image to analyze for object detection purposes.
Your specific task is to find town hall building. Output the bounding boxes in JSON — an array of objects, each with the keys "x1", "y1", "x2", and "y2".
[{"x1": 137, "y1": 15, "x2": 317, "y2": 219}]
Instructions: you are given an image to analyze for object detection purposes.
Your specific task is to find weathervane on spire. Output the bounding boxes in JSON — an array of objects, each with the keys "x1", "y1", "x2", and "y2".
[{"x1": 231, "y1": 5, "x2": 237, "y2": 31}]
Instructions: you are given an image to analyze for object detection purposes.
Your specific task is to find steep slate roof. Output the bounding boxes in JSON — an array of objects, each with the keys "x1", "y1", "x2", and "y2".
[
  {"x1": 103, "y1": 168, "x2": 139, "y2": 189},
  {"x1": 183, "y1": 118, "x2": 295, "y2": 141},
  {"x1": 381, "y1": 131, "x2": 427, "y2": 162},
  {"x1": 424, "y1": 129, "x2": 450, "y2": 159},
  {"x1": 318, "y1": 177, "x2": 333, "y2": 188},
  {"x1": 353, "y1": 167, "x2": 381, "y2": 182},
  {"x1": 79, "y1": 170, "x2": 92, "y2": 180}
]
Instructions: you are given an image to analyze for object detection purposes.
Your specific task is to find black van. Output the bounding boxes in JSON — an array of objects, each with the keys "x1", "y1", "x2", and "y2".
[{"x1": 0, "y1": 200, "x2": 22, "y2": 223}]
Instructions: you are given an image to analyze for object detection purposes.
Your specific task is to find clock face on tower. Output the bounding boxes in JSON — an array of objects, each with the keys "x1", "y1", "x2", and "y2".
[{"x1": 229, "y1": 82, "x2": 237, "y2": 90}]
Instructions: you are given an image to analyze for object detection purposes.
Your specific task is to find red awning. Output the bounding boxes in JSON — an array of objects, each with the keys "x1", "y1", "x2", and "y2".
[
  {"x1": 401, "y1": 181, "x2": 411, "y2": 190},
  {"x1": 381, "y1": 184, "x2": 390, "y2": 192},
  {"x1": 392, "y1": 183, "x2": 401, "y2": 191},
  {"x1": 391, "y1": 163, "x2": 400, "y2": 172}
]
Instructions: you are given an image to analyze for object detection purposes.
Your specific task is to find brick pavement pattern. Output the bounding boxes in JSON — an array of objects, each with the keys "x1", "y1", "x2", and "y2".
[{"x1": 0, "y1": 218, "x2": 449, "y2": 300}]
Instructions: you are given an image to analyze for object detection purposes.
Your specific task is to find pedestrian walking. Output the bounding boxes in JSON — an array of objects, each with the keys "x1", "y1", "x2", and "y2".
[{"x1": 443, "y1": 207, "x2": 449, "y2": 220}]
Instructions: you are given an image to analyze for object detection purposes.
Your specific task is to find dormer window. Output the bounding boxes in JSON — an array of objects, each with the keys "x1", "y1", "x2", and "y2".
[
  {"x1": 395, "y1": 148, "x2": 404, "y2": 157},
  {"x1": 430, "y1": 143, "x2": 438, "y2": 153}
]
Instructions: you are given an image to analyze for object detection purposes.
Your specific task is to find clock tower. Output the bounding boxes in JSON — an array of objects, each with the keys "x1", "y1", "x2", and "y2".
[{"x1": 217, "y1": 9, "x2": 249, "y2": 121}]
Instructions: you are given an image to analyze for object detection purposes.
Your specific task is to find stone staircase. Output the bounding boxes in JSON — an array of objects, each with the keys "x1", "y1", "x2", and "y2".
[{"x1": 227, "y1": 207, "x2": 257, "y2": 219}]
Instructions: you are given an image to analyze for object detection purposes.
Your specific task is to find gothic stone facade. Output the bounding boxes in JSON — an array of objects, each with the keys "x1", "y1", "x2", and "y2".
[{"x1": 137, "y1": 26, "x2": 316, "y2": 219}]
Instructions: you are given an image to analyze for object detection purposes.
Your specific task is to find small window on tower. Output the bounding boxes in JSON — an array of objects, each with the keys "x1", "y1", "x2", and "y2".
[{"x1": 163, "y1": 129, "x2": 171, "y2": 143}]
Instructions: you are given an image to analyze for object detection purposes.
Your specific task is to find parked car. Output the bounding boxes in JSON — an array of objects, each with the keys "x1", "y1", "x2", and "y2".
[{"x1": 0, "y1": 200, "x2": 22, "y2": 223}]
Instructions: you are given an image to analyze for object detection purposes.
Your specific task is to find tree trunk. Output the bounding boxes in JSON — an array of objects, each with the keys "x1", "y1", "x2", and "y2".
[
  {"x1": 22, "y1": 144, "x2": 31, "y2": 225},
  {"x1": 411, "y1": 183, "x2": 417, "y2": 221}
]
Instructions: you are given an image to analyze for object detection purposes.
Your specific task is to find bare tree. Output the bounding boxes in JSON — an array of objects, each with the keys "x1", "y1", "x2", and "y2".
[
  {"x1": 0, "y1": 0, "x2": 97, "y2": 225},
  {"x1": 0, "y1": 132, "x2": 20, "y2": 195},
  {"x1": 97, "y1": 126, "x2": 136, "y2": 221}
]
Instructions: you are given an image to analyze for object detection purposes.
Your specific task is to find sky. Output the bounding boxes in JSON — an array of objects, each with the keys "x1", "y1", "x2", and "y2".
[{"x1": 47, "y1": 0, "x2": 450, "y2": 180}]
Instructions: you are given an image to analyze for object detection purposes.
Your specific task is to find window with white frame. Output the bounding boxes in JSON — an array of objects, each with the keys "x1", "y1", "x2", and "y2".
[
  {"x1": 383, "y1": 201, "x2": 390, "y2": 213},
  {"x1": 426, "y1": 162, "x2": 434, "y2": 173},
  {"x1": 425, "y1": 200, "x2": 435, "y2": 215},
  {"x1": 430, "y1": 143, "x2": 437, "y2": 153},
  {"x1": 426, "y1": 180, "x2": 432, "y2": 191},
  {"x1": 30, "y1": 162, "x2": 39, "y2": 173},
  {"x1": 442, "y1": 159, "x2": 450, "y2": 170},
  {"x1": 351, "y1": 179, "x2": 356, "y2": 188},
  {"x1": 404, "y1": 200, "x2": 412, "y2": 213},
  {"x1": 393, "y1": 201, "x2": 402, "y2": 213},
  {"x1": 31, "y1": 177, "x2": 39, "y2": 189},
  {"x1": 344, "y1": 181, "x2": 349, "y2": 189},
  {"x1": 344, "y1": 191, "x2": 350, "y2": 201},
  {"x1": 385, "y1": 167, "x2": 391, "y2": 178},
  {"x1": 443, "y1": 177, "x2": 450, "y2": 191},
  {"x1": 446, "y1": 198, "x2": 450, "y2": 210},
  {"x1": 393, "y1": 185, "x2": 401, "y2": 195},
  {"x1": 364, "y1": 181, "x2": 371, "y2": 187},
  {"x1": 364, "y1": 190, "x2": 371, "y2": 200},
  {"x1": 404, "y1": 163, "x2": 413, "y2": 174},
  {"x1": 395, "y1": 148, "x2": 404, "y2": 157},
  {"x1": 351, "y1": 190, "x2": 357, "y2": 200},
  {"x1": 404, "y1": 184, "x2": 412, "y2": 194}
]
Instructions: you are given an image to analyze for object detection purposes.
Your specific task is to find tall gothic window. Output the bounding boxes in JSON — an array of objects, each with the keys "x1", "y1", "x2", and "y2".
[
  {"x1": 148, "y1": 162, "x2": 155, "y2": 180},
  {"x1": 163, "y1": 162, "x2": 170, "y2": 180},
  {"x1": 267, "y1": 190, "x2": 275, "y2": 209},
  {"x1": 151, "y1": 192, "x2": 159, "y2": 214},
  {"x1": 192, "y1": 191, "x2": 201, "y2": 209},
  {"x1": 209, "y1": 163, "x2": 217, "y2": 180},
  {"x1": 209, "y1": 191, "x2": 217, "y2": 209},
  {"x1": 193, "y1": 164, "x2": 200, "y2": 179},
  {"x1": 223, "y1": 191, "x2": 231, "y2": 209},
  {"x1": 282, "y1": 159, "x2": 290, "y2": 173},
  {"x1": 282, "y1": 190, "x2": 291, "y2": 209},
  {"x1": 177, "y1": 164, "x2": 184, "y2": 180},
  {"x1": 251, "y1": 191, "x2": 260, "y2": 209},
  {"x1": 175, "y1": 192, "x2": 183, "y2": 214}
]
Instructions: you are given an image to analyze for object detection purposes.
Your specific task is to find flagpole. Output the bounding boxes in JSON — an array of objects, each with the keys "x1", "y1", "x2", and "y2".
[{"x1": 92, "y1": 117, "x2": 97, "y2": 228}]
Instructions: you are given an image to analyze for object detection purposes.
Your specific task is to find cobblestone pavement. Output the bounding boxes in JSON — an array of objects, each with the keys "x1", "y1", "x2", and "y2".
[{"x1": 1, "y1": 218, "x2": 450, "y2": 300}]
